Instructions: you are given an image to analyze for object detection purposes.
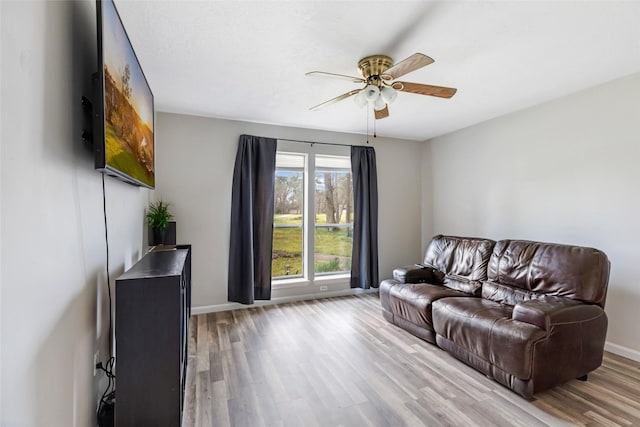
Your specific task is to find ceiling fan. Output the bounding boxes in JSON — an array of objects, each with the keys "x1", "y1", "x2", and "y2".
[{"x1": 306, "y1": 53, "x2": 457, "y2": 119}]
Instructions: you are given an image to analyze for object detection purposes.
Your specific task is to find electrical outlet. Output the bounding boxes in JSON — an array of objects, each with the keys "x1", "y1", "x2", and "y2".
[
  {"x1": 319, "y1": 285, "x2": 328, "y2": 291},
  {"x1": 93, "y1": 351, "x2": 99, "y2": 376}
]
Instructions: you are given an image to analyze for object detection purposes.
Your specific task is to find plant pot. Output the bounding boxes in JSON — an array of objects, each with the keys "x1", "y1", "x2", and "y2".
[{"x1": 152, "y1": 227, "x2": 166, "y2": 245}]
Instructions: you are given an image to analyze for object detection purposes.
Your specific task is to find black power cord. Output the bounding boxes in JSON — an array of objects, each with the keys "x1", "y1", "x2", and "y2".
[
  {"x1": 98, "y1": 174, "x2": 115, "y2": 427},
  {"x1": 102, "y1": 173, "x2": 112, "y2": 347},
  {"x1": 97, "y1": 357, "x2": 115, "y2": 427}
]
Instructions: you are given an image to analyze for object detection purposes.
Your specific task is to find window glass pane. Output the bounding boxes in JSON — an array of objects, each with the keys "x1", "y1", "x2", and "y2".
[
  {"x1": 314, "y1": 226, "x2": 353, "y2": 274},
  {"x1": 274, "y1": 170, "x2": 303, "y2": 219},
  {"x1": 314, "y1": 170, "x2": 353, "y2": 225},
  {"x1": 272, "y1": 226, "x2": 303, "y2": 278},
  {"x1": 273, "y1": 164, "x2": 304, "y2": 279}
]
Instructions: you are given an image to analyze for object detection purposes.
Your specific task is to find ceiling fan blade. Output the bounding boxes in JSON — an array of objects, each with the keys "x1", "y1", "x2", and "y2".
[
  {"x1": 393, "y1": 81, "x2": 457, "y2": 98},
  {"x1": 382, "y1": 53, "x2": 434, "y2": 80},
  {"x1": 306, "y1": 71, "x2": 365, "y2": 83},
  {"x1": 374, "y1": 105, "x2": 389, "y2": 120},
  {"x1": 309, "y1": 89, "x2": 362, "y2": 111}
]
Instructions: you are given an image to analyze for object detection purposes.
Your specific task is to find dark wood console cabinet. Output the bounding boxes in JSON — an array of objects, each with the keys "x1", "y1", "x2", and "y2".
[{"x1": 115, "y1": 245, "x2": 191, "y2": 427}]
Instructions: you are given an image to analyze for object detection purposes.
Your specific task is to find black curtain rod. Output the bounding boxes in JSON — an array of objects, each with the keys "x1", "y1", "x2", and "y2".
[{"x1": 276, "y1": 138, "x2": 369, "y2": 147}]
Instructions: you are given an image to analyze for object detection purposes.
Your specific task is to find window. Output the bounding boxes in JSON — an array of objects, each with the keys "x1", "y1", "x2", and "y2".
[
  {"x1": 273, "y1": 153, "x2": 305, "y2": 278},
  {"x1": 272, "y1": 143, "x2": 353, "y2": 283},
  {"x1": 314, "y1": 155, "x2": 353, "y2": 275}
]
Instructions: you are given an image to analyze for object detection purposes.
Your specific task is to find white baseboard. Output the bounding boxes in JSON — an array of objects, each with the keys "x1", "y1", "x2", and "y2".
[
  {"x1": 605, "y1": 341, "x2": 640, "y2": 362},
  {"x1": 191, "y1": 288, "x2": 378, "y2": 315}
]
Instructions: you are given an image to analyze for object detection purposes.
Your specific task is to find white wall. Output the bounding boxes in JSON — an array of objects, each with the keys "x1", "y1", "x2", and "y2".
[
  {"x1": 425, "y1": 72, "x2": 640, "y2": 358},
  {"x1": 155, "y1": 113, "x2": 424, "y2": 309},
  {"x1": 420, "y1": 140, "x2": 435, "y2": 251},
  {"x1": 1, "y1": 1, "x2": 149, "y2": 425}
]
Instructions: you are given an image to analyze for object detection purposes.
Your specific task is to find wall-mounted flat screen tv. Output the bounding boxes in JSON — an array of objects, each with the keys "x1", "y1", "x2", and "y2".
[{"x1": 94, "y1": 0, "x2": 154, "y2": 188}]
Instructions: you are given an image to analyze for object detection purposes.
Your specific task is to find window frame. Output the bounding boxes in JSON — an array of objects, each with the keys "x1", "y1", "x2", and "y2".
[
  {"x1": 313, "y1": 158, "x2": 354, "y2": 277},
  {"x1": 272, "y1": 141, "x2": 352, "y2": 288},
  {"x1": 273, "y1": 156, "x2": 306, "y2": 280}
]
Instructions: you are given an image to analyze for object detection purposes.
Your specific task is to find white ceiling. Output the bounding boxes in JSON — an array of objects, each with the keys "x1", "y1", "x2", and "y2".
[{"x1": 115, "y1": 0, "x2": 640, "y2": 141}]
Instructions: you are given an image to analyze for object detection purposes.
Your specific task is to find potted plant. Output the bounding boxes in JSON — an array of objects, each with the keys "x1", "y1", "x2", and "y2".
[{"x1": 146, "y1": 200, "x2": 174, "y2": 245}]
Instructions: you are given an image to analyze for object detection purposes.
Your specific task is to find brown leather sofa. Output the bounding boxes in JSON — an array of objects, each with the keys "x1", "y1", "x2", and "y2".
[{"x1": 379, "y1": 235, "x2": 610, "y2": 399}]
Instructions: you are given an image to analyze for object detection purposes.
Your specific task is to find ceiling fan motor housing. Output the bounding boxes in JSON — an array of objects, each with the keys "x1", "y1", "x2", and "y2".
[{"x1": 358, "y1": 55, "x2": 394, "y2": 84}]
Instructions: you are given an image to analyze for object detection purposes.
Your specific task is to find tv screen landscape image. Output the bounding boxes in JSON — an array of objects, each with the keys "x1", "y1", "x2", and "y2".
[{"x1": 96, "y1": 0, "x2": 154, "y2": 188}]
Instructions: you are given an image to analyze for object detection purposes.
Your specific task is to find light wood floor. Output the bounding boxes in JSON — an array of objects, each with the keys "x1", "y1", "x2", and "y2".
[{"x1": 182, "y1": 294, "x2": 640, "y2": 427}]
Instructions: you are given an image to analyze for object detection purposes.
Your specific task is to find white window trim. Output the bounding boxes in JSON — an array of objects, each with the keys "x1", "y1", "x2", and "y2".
[{"x1": 272, "y1": 140, "x2": 351, "y2": 289}]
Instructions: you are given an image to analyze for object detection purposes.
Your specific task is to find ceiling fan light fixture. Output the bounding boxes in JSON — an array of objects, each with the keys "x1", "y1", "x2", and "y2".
[
  {"x1": 363, "y1": 84, "x2": 380, "y2": 102},
  {"x1": 373, "y1": 95, "x2": 386, "y2": 111},
  {"x1": 354, "y1": 90, "x2": 368, "y2": 108},
  {"x1": 380, "y1": 85, "x2": 397, "y2": 104}
]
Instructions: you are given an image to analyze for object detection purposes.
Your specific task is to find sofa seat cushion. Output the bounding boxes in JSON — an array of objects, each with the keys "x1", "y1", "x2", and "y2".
[
  {"x1": 388, "y1": 283, "x2": 468, "y2": 332},
  {"x1": 433, "y1": 297, "x2": 546, "y2": 380}
]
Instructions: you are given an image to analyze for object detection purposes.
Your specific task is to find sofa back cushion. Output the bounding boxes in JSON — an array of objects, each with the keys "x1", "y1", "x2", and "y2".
[
  {"x1": 486, "y1": 240, "x2": 610, "y2": 307},
  {"x1": 423, "y1": 235, "x2": 496, "y2": 295}
]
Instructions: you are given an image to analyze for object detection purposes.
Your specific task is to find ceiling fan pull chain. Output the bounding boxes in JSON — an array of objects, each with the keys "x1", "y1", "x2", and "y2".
[
  {"x1": 374, "y1": 113, "x2": 377, "y2": 138},
  {"x1": 366, "y1": 106, "x2": 369, "y2": 144}
]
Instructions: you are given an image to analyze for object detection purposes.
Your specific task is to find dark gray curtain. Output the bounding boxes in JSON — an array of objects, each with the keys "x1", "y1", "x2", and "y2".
[
  {"x1": 228, "y1": 135, "x2": 277, "y2": 304},
  {"x1": 350, "y1": 146, "x2": 379, "y2": 289}
]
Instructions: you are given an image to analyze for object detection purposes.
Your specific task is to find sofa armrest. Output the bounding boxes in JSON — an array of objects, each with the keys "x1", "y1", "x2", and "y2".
[
  {"x1": 512, "y1": 297, "x2": 605, "y2": 331},
  {"x1": 393, "y1": 265, "x2": 444, "y2": 284}
]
